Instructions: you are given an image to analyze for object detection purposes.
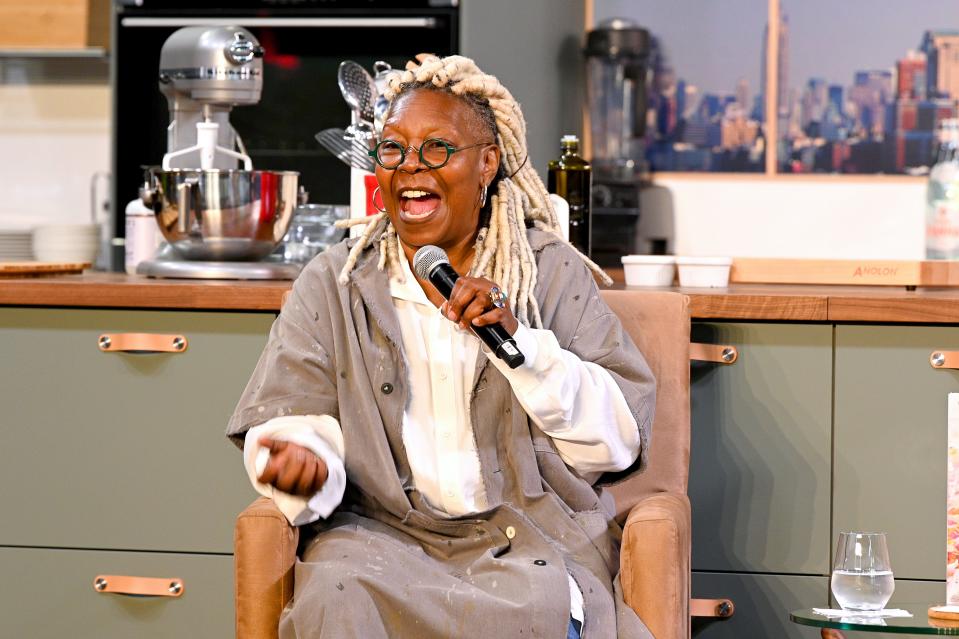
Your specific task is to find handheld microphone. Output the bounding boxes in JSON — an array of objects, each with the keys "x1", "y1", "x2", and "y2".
[{"x1": 412, "y1": 245, "x2": 525, "y2": 369}]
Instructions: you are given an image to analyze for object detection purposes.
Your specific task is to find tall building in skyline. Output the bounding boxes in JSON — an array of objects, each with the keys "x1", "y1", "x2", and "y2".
[
  {"x1": 921, "y1": 30, "x2": 959, "y2": 99},
  {"x1": 897, "y1": 49, "x2": 927, "y2": 99},
  {"x1": 760, "y1": 11, "x2": 789, "y2": 121}
]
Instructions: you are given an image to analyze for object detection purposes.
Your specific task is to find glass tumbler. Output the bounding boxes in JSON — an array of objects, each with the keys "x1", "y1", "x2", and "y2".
[{"x1": 831, "y1": 532, "x2": 895, "y2": 611}]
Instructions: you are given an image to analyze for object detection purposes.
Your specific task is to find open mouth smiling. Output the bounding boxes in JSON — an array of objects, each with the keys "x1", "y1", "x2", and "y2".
[{"x1": 398, "y1": 188, "x2": 443, "y2": 221}]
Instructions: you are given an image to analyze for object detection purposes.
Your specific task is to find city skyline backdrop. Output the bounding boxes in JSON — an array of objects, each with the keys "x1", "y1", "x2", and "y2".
[
  {"x1": 595, "y1": 0, "x2": 959, "y2": 173},
  {"x1": 595, "y1": 0, "x2": 958, "y2": 97}
]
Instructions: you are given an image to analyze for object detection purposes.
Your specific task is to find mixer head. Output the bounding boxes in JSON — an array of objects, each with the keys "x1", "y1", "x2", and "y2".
[{"x1": 158, "y1": 26, "x2": 264, "y2": 108}]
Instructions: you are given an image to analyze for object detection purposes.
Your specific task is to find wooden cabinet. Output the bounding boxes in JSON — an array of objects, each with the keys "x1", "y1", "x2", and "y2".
[
  {"x1": 0, "y1": 0, "x2": 110, "y2": 50},
  {"x1": 0, "y1": 307, "x2": 273, "y2": 636}
]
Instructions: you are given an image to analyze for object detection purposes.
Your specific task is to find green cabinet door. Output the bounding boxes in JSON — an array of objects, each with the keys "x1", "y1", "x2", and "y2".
[
  {"x1": 690, "y1": 323, "x2": 833, "y2": 575},
  {"x1": 0, "y1": 546, "x2": 233, "y2": 638},
  {"x1": 0, "y1": 308, "x2": 273, "y2": 553},
  {"x1": 834, "y1": 325, "x2": 959, "y2": 581}
]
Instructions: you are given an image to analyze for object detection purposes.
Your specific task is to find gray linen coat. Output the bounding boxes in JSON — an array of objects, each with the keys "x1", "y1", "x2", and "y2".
[{"x1": 228, "y1": 228, "x2": 656, "y2": 638}]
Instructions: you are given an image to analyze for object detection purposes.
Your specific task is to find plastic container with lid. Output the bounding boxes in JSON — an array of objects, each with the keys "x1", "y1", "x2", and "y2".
[
  {"x1": 676, "y1": 256, "x2": 732, "y2": 288},
  {"x1": 620, "y1": 255, "x2": 676, "y2": 287}
]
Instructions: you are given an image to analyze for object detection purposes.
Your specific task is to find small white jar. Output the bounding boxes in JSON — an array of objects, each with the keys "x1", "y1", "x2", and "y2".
[{"x1": 125, "y1": 196, "x2": 160, "y2": 275}]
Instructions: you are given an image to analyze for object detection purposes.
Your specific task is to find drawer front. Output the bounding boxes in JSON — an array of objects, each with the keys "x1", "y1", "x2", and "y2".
[
  {"x1": 692, "y1": 571, "x2": 828, "y2": 638},
  {"x1": 834, "y1": 325, "x2": 959, "y2": 581},
  {"x1": 0, "y1": 546, "x2": 233, "y2": 639},
  {"x1": 0, "y1": 308, "x2": 272, "y2": 553},
  {"x1": 690, "y1": 323, "x2": 833, "y2": 574}
]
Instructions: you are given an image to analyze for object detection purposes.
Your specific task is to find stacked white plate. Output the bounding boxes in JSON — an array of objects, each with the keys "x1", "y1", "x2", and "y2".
[
  {"x1": 32, "y1": 224, "x2": 100, "y2": 263},
  {"x1": 0, "y1": 229, "x2": 33, "y2": 261}
]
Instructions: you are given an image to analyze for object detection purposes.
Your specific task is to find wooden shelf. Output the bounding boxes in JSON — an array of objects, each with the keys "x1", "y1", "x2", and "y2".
[{"x1": 0, "y1": 47, "x2": 107, "y2": 59}]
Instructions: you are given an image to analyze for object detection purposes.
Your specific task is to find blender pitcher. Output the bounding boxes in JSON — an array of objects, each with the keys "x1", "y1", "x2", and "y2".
[{"x1": 585, "y1": 18, "x2": 651, "y2": 179}]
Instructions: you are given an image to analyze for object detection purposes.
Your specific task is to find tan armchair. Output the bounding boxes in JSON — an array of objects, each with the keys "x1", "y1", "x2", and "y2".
[{"x1": 234, "y1": 290, "x2": 693, "y2": 639}]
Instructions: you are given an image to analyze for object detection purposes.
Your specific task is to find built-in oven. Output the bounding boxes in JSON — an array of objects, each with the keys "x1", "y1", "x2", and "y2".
[{"x1": 110, "y1": 0, "x2": 458, "y2": 270}]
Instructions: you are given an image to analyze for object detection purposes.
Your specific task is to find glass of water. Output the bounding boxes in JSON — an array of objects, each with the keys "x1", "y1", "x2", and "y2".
[{"x1": 831, "y1": 532, "x2": 895, "y2": 611}]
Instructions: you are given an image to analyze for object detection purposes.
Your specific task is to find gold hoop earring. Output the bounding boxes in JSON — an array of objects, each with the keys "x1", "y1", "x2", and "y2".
[{"x1": 371, "y1": 186, "x2": 387, "y2": 214}]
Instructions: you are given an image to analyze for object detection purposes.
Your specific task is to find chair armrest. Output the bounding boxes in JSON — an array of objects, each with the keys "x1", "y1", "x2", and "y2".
[
  {"x1": 620, "y1": 492, "x2": 691, "y2": 639},
  {"x1": 235, "y1": 497, "x2": 299, "y2": 639}
]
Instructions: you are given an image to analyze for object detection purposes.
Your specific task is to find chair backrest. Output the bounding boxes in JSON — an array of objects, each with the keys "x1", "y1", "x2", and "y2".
[{"x1": 599, "y1": 290, "x2": 691, "y2": 521}]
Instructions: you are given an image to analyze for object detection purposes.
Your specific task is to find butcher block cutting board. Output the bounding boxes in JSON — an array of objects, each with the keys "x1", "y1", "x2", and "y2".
[
  {"x1": 732, "y1": 258, "x2": 959, "y2": 287},
  {"x1": 0, "y1": 261, "x2": 91, "y2": 277}
]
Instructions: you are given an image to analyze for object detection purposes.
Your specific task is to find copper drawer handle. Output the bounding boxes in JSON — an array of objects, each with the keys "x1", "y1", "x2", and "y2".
[
  {"x1": 93, "y1": 574, "x2": 185, "y2": 598},
  {"x1": 690, "y1": 343, "x2": 739, "y2": 364},
  {"x1": 690, "y1": 597, "x2": 735, "y2": 618},
  {"x1": 97, "y1": 333, "x2": 188, "y2": 353},
  {"x1": 931, "y1": 351, "x2": 959, "y2": 369}
]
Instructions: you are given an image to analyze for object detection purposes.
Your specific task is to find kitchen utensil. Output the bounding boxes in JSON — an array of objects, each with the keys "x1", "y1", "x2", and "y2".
[
  {"x1": 142, "y1": 168, "x2": 299, "y2": 261},
  {"x1": 338, "y1": 61, "x2": 378, "y2": 148},
  {"x1": 315, "y1": 128, "x2": 375, "y2": 172},
  {"x1": 338, "y1": 60, "x2": 377, "y2": 124},
  {"x1": 372, "y1": 60, "x2": 393, "y2": 136}
]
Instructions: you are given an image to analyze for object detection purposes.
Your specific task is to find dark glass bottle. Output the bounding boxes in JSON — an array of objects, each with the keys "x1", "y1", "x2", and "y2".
[{"x1": 547, "y1": 135, "x2": 592, "y2": 256}]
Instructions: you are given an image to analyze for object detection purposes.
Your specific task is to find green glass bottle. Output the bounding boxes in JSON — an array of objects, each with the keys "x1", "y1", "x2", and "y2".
[{"x1": 547, "y1": 134, "x2": 592, "y2": 256}]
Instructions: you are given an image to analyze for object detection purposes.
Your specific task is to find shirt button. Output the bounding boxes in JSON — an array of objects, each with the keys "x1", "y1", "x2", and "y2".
[
  {"x1": 505, "y1": 526, "x2": 516, "y2": 539},
  {"x1": 533, "y1": 559, "x2": 547, "y2": 566},
  {"x1": 439, "y1": 371, "x2": 448, "y2": 381},
  {"x1": 380, "y1": 382, "x2": 393, "y2": 395}
]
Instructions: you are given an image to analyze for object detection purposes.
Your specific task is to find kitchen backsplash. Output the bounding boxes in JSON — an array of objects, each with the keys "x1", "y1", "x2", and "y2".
[{"x1": 0, "y1": 59, "x2": 109, "y2": 231}]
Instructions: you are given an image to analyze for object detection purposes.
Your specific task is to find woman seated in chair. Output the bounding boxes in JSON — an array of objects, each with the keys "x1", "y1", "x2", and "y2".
[{"x1": 228, "y1": 54, "x2": 656, "y2": 639}]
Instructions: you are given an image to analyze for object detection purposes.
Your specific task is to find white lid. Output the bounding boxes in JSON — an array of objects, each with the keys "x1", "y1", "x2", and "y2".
[
  {"x1": 675, "y1": 256, "x2": 733, "y2": 266},
  {"x1": 621, "y1": 255, "x2": 676, "y2": 265}
]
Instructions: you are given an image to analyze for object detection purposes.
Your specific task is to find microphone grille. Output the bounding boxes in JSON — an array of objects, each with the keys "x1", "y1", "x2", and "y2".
[{"x1": 412, "y1": 245, "x2": 450, "y2": 280}]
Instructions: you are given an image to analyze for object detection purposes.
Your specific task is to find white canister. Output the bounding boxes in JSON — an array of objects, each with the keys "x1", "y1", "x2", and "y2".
[{"x1": 125, "y1": 197, "x2": 160, "y2": 275}]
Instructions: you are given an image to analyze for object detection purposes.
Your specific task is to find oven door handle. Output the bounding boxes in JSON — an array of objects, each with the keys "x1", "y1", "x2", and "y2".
[{"x1": 121, "y1": 17, "x2": 439, "y2": 28}]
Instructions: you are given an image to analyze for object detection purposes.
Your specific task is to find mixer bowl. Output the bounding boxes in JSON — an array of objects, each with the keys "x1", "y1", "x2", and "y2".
[{"x1": 143, "y1": 168, "x2": 299, "y2": 261}]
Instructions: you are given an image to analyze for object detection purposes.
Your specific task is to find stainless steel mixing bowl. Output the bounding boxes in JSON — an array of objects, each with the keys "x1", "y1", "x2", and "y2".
[{"x1": 142, "y1": 168, "x2": 299, "y2": 261}]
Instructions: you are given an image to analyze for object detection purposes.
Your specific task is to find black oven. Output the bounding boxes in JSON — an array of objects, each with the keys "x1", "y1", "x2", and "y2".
[{"x1": 110, "y1": 0, "x2": 458, "y2": 269}]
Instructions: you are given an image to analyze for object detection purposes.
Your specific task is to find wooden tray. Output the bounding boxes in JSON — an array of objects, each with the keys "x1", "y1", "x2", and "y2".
[
  {"x1": 731, "y1": 258, "x2": 959, "y2": 287},
  {"x1": 0, "y1": 261, "x2": 91, "y2": 277}
]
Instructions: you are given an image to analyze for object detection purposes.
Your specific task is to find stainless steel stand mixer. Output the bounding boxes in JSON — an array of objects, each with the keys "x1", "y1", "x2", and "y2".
[{"x1": 138, "y1": 25, "x2": 301, "y2": 280}]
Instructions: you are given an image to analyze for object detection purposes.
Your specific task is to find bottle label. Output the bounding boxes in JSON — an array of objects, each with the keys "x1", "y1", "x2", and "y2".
[{"x1": 927, "y1": 199, "x2": 959, "y2": 256}]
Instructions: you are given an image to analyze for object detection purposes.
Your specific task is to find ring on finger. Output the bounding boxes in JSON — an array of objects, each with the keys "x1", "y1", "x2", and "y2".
[{"x1": 488, "y1": 285, "x2": 508, "y2": 309}]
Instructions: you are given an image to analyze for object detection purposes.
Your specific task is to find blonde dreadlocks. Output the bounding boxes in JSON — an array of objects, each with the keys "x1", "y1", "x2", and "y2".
[{"x1": 336, "y1": 54, "x2": 611, "y2": 328}]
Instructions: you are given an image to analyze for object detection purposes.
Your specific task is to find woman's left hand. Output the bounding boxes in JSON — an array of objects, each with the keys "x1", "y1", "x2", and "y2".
[{"x1": 443, "y1": 276, "x2": 518, "y2": 336}]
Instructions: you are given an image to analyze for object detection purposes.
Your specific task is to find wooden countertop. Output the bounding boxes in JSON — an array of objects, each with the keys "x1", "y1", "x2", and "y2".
[{"x1": 3, "y1": 272, "x2": 959, "y2": 323}]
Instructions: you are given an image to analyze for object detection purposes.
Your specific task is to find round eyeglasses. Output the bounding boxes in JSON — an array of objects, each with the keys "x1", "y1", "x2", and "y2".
[{"x1": 369, "y1": 138, "x2": 493, "y2": 170}]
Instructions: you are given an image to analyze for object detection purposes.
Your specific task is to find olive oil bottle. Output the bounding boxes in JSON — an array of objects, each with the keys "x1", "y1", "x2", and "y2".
[{"x1": 547, "y1": 135, "x2": 592, "y2": 256}]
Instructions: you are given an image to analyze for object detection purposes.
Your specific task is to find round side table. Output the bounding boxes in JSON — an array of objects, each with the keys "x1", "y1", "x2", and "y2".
[{"x1": 790, "y1": 606, "x2": 959, "y2": 637}]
